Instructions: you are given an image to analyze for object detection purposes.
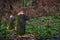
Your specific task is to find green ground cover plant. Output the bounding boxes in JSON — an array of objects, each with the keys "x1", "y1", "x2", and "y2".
[
  {"x1": 0, "y1": 15, "x2": 60, "y2": 38},
  {"x1": 26, "y1": 16, "x2": 60, "y2": 38}
]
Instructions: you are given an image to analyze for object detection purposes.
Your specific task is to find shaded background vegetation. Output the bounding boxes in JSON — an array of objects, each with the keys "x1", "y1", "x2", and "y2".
[{"x1": 0, "y1": 0, "x2": 60, "y2": 18}]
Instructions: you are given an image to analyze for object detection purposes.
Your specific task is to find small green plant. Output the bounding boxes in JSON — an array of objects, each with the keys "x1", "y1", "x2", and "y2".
[
  {"x1": 0, "y1": 24, "x2": 12, "y2": 37},
  {"x1": 0, "y1": 16, "x2": 12, "y2": 37},
  {"x1": 23, "y1": 0, "x2": 29, "y2": 7}
]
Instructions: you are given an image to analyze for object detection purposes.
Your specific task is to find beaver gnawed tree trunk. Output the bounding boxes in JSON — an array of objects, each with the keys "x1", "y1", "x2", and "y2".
[{"x1": 16, "y1": 11, "x2": 26, "y2": 35}]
